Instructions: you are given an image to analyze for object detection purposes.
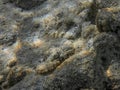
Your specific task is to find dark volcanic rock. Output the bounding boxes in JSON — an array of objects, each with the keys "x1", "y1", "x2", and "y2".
[
  {"x1": 0, "y1": 0, "x2": 120, "y2": 90},
  {"x1": 96, "y1": 7, "x2": 120, "y2": 33},
  {"x1": 43, "y1": 51, "x2": 95, "y2": 90},
  {"x1": 4, "y1": 0, "x2": 47, "y2": 10},
  {"x1": 96, "y1": 0, "x2": 120, "y2": 8},
  {"x1": 93, "y1": 33, "x2": 120, "y2": 90}
]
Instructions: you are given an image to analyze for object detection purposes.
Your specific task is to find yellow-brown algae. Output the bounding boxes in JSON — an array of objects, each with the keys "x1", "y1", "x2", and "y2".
[
  {"x1": 73, "y1": 39, "x2": 85, "y2": 52},
  {"x1": 1, "y1": 39, "x2": 22, "y2": 54},
  {"x1": 105, "y1": 7, "x2": 120, "y2": 12},
  {"x1": 63, "y1": 40, "x2": 73, "y2": 46},
  {"x1": 31, "y1": 39, "x2": 44, "y2": 48},
  {"x1": 49, "y1": 74, "x2": 55, "y2": 79},
  {"x1": 106, "y1": 64, "x2": 120, "y2": 79},
  {"x1": 0, "y1": 75, "x2": 3, "y2": 81},
  {"x1": 0, "y1": 15, "x2": 6, "y2": 22},
  {"x1": 40, "y1": 13, "x2": 56, "y2": 30},
  {"x1": 36, "y1": 64, "x2": 47, "y2": 74},
  {"x1": 106, "y1": 68, "x2": 112, "y2": 77},
  {"x1": 79, "y1": 50, "x2": 91, "y2": 57},
  {"x1": 11, "y1": 23, "x2": 20, "y2": 32},
  {"x1": 7, "y1": 55, "x2": 17, "y2": 67},
  {"x1": 57, "y1": 50, "x2": 91, "y2": 70},
  {"x1": 19, "y1": 11, "x2": 34, "y2": 18},
  {"x1": 25, "y1": 68, "x2": 35, "y2": 74},
  {"x1": 36, "y1": 61, "x2": 60, "y2": 74},
  {"x1": 56, "y1": 55, "x2": 75, "y2": 70},
  {"x1": 13, "y1": 39, "x2": 22, "y2": 53}
]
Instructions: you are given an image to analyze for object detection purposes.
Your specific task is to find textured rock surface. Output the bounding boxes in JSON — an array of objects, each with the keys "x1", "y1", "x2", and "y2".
[{"x1": 0, "y1": 0, "x2": 120, "y2": 90}]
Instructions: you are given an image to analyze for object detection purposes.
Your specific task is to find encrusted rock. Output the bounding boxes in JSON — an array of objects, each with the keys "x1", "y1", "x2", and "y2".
[
  {"x1": 5, "y1": 0, "x2": 47, "y2": 10},
  {"x1": 36, "y1": 61, "x2": 60, "y2": 74},
  {"x1": 96, "y1": 0, "x2": 120, "y2": 8},
  {"x1": 96, "y1": 7, "x2": 120, "y2": 33},
  {"x1": 0, "y1": 0, "x2": 120, "y2": 90},
  {"x1": 2, "y1": 66, "x2": 26, "y2": 89},
  {"x1": 0, "y1": 31, "x2": 17, "y2": 46}
]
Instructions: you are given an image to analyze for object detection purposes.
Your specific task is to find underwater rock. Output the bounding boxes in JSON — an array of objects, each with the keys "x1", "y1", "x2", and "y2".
[
  {"x1": 0, "y1": 0, "x2": 120, "y2": 90},
  {"x1": 96, "y1": 7, "x2": 120, "y2": 33},
  {"x1": 96, "y1": 0, "x2": 120, "y2": 8},
  {"x1": 4, "y1": 0, "x2": 47, "y2": 10}
]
